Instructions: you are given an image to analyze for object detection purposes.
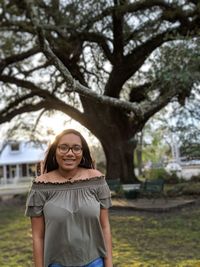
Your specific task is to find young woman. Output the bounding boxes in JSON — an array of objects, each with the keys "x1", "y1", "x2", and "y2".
[{"x1": 25, "y1": 129, "x2": 113, "y2": 267}]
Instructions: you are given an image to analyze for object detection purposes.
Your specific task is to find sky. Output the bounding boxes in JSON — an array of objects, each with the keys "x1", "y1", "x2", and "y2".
[
  {"x1": 39, "y1": 112, "x2": 99, "y2": 144},
  {"x1": 0, "y1": 111, "x2": 100, "y2": 147}
]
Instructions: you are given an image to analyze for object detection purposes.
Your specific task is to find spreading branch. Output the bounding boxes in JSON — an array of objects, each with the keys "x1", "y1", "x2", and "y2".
[
  {"x1": 0, "y1": 74, "x2": 87, "y2": 126},
  {"x1": 24, "y1": 0, "x2": 144, "y2": 119},
  {"x1": 0, "y1": 47, "x2": 40, "y2": 74}
]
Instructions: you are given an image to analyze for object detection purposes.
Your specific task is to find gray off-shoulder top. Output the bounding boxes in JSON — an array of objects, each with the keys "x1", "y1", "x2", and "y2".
[{"x1": 25, "y1": 176, "x2": 112, "y2": 267}]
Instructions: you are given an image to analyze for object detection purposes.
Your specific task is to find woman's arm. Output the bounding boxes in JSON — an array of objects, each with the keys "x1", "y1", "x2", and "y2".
[
  {"x1": 31, "y1": 216, "x2": 45, "y2": 267},
  {"x1": 100, "y1": 208, "x2": 113, "y2": 267}
]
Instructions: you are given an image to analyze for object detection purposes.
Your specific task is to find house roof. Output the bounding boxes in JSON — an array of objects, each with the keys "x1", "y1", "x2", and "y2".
[{"x1": 0, "y1": 141, "x2": 47, "y2": 165}]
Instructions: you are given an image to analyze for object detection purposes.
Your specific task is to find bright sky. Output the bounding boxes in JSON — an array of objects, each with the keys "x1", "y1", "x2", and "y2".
[
  {"x1": 0, "y1": 112, "x2": 100, "y2": 147},
  {"x1": 40, "y1": 112, "x2": 98, "y2": 144}
]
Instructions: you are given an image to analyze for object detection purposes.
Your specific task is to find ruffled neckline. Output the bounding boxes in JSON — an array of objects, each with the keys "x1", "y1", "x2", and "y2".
[{"x1": 33, "y1": 175, "x2": 105, "y2": 185}]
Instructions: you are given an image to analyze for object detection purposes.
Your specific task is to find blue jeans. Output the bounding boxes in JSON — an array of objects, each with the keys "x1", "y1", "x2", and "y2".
[{"x1": 48, "y1": 257, "x2": 104, "y2": 267}]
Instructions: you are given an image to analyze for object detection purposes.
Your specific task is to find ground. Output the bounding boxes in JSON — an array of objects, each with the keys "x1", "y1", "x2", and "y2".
[{"x1": 0, "y1": 196, "x2": 200, "y2": 267}]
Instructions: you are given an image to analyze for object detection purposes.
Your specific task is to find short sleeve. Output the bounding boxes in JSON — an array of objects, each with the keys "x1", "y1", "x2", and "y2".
[
  {"x1": 97, "y1": 180, "x2": 112, "y2": 209},
  {"x1": 25, "y1": 187, "x2": 46, "y2": 217}
]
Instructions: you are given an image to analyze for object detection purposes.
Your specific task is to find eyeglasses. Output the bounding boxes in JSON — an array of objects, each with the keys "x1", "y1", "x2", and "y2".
[{"x1": 57, "y1": 144, "x2": 83, "y2": 154}]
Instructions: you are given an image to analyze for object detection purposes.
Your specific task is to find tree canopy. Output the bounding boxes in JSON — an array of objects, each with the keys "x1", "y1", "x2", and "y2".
[{"x1": 0, "y1": 0, "x2": 199, "y2": 182}]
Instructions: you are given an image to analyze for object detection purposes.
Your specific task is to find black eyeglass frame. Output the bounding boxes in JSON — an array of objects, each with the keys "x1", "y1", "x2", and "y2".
[{"x1": 57, "y1": 144, "x2": 83, "y2": 154}]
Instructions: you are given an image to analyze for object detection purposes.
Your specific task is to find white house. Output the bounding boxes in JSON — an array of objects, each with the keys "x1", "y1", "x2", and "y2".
[
  {"x1": 0, "y1": 141, "x2": 47, "y2": 185},
  {"x1": 181, "y1": 160, "x2": 200, "y2": 180},
  {"x1": 166, "y1": 135, "x2": 200, "y2": 179},
  {"x1": 165, "y1": 159, "x2": 200, "y2": 180}
]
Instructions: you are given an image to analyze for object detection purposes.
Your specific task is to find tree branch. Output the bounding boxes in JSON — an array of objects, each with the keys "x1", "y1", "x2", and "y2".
[
  {"x1": 112, "y1": 0, "x2": 124, "y2": 63},
  {"x1": 21, "y1": 60, "x2": 51, "y2": 77},
  {"x1": 23, "y1": 0, "x2": 144, "y2": 119},
  {"x1": 29, "y1": 24, "x2": 114, "y2": 63},
  {"x1": 0, "y1": 92, "x2": 89, "y2": 129},
  {"x1": 0, "y1": 92, "x2": 38, "y2": 116},
  {"x1": 0, "y1": 75, "x2": 92, "y2": 128},
  {"x1": 0, "y1": 75, "x2": 52, "y2": 99},
  {"x1": 0, "y1": 101, "x2": 47, "y2": 124},
  {"x1": 78, "y1": 32, "x2": 113, "y2": 63},
  {"x1": 0, "y1": 47, "x2": 40, "y2": 74},
  {"x1": 83, "y1": 0, "x2": 177, "y2": 27},
  {"x1": 0, "y1": 21, "x2": 33, "y2": 33},
  {"x1": 141, "y1": 83, "x2": 192, "y2": 121}
]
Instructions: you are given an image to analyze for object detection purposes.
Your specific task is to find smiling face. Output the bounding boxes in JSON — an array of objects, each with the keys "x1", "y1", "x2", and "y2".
[{"x1": 56, "y1": 133, "x2": 83, "y2": 173}]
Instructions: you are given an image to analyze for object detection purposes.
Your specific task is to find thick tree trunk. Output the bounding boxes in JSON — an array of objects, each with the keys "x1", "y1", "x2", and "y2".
[
  {"x1": 136, "y1": 132, "x2": 143, "y2": 176},
  {"x1": 93, "y1": 126, "x2": 138, "y2": 183},
  {"x1": 81, "y1": 99, "x2": 144, "y2": 184},
  {"x1": 102, "y1": 139, "x2": 138, "y2": 183}
]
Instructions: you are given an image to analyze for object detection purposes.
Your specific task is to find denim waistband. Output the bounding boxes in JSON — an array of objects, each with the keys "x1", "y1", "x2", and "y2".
[{"x1": 48, "y1": 257, "x2": 104, "y2": 267}]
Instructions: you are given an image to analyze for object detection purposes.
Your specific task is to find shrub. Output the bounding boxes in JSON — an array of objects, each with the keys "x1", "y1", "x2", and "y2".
[
  {"x1": 143, "y1": 168, "x2": 170, "y2": 181},
  {"x1": 182, "y1": 182, "x2": 200, "y2": 196},
  {"x1": 190, "y1": 175, "x2": 200, "y2": 183},
  {"x1": 164, "y1": 172, "x2": 180, "y2": 184},
  {"x1": 165, "y1": 183, "x2": 185, "y2": 197},
  {"x1": 114, "y1": 184, "x2": 125, "y2": 198},
  {"x1": 143, "y1": 168, "x2": 181, "y2": 184},
  {"x1": 143, "y1": 168, "x2": 165, "y2": 180},
  {"x1": 166, "y1": 182, "x2": 200, "y2": 197}
]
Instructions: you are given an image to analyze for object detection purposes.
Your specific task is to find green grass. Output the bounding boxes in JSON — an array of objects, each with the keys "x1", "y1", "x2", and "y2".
[
  {"x1": 0, "y1": 199, "x2": 200, "y2": 267},
  {"x1": 111, "y1": 207, "x2": 200, "y2": 267},
  {"x1": 0, "y1": 201, "x2": 33, "y2": 267}
]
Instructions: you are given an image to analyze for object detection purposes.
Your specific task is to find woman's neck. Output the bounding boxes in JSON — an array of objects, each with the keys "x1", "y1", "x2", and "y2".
[{"x1": 56, "y1": 168, "x2": 80, "y2": 180}]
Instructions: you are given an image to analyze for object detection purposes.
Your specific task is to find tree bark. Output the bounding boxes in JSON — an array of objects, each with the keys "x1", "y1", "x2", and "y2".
[
  {"x1": 81, "y1": 100, "x2": 140, "y2": 183},
  {"x1": 99, "y1": 125, "x2": 141, "y2": 183},
  {"x1": 136, "y1": 132, "x2": 143, "y2": 176},
  {"x1": 102, "y1": 139, "x2": 138, "y2": 183},
  {"x1": 1, "y1": 0, "x2": 199, "y2": 184}
]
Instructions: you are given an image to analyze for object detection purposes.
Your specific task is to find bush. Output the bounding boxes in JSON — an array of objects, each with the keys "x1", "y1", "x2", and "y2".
[
  {"x1": 166, "y1": 183, "x2": 185, "y2": 197},
  {"x1": 143, "y1": 168, "x2": 181, "y2": 184},
  {"x1": 114, "y1": 184, "x2": 125, "y2": 198},
  {"x1": 143, "y1": 168, "x2": 169, "y2": 181},
  {"x1": 182, "y1": 182, "x2": 200, "y2": 196},
  {"x1": 166, "y1": 182, "x2": 200, "y2": 197},
  {"x1": 144, "y1": 168, "x2": 179, "y2": 184},
  {"x1": 190, "y1": 175, "x2": 200, "y2": 183},
  {"x1": 164, "y1": 172, "x2": 180, "y2": 184}
]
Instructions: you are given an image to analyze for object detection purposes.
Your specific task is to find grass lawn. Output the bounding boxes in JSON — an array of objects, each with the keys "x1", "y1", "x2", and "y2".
[{"x1": 0, "y1": 198, "x2": 200, "y2": 267}]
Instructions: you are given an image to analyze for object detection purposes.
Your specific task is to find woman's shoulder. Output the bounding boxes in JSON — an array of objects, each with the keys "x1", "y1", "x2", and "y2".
[
  {"x1": 84, "y1": 168, "x2": 104, "y2": 179},
  {"x1": 34, "y1": 169, "x2": 104, "y2": 184},
  {"x1": 34, "y1": 171, "x2": 55, "y2": 183}
]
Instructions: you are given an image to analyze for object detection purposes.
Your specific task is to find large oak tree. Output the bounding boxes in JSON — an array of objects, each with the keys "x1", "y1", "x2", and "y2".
[{"x1": 0, "y1": 0, "x2": 199, "y2": 182}]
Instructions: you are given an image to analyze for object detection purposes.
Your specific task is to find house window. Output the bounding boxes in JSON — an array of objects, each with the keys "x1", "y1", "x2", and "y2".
[
  {"x1": 6, "y1": 165, "x2": 10, "y2": 178},
  {"x1": 10, "y1": 143, "x2": 20, "y2": 152},
  {"x1": 28, "y1": 163, "x2": 36, "y2": 177},
  {"x1": 22, "y1": 164, "x2": 27, "y2": 177},
  {"x1": 0, "y1": 166, "x2": 3, "y2": 178},
  {"x1": 6, "y1": 165, "x2": 16, "y2": 180}
]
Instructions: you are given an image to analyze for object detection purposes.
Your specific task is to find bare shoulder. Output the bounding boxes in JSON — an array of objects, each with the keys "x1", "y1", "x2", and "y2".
[
  {"x1": 87, "y1": 168, "x2": 104, "y2": 178},
  {"x1": 34, "y1": 172, "x2": 53, "y2": 183}
]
